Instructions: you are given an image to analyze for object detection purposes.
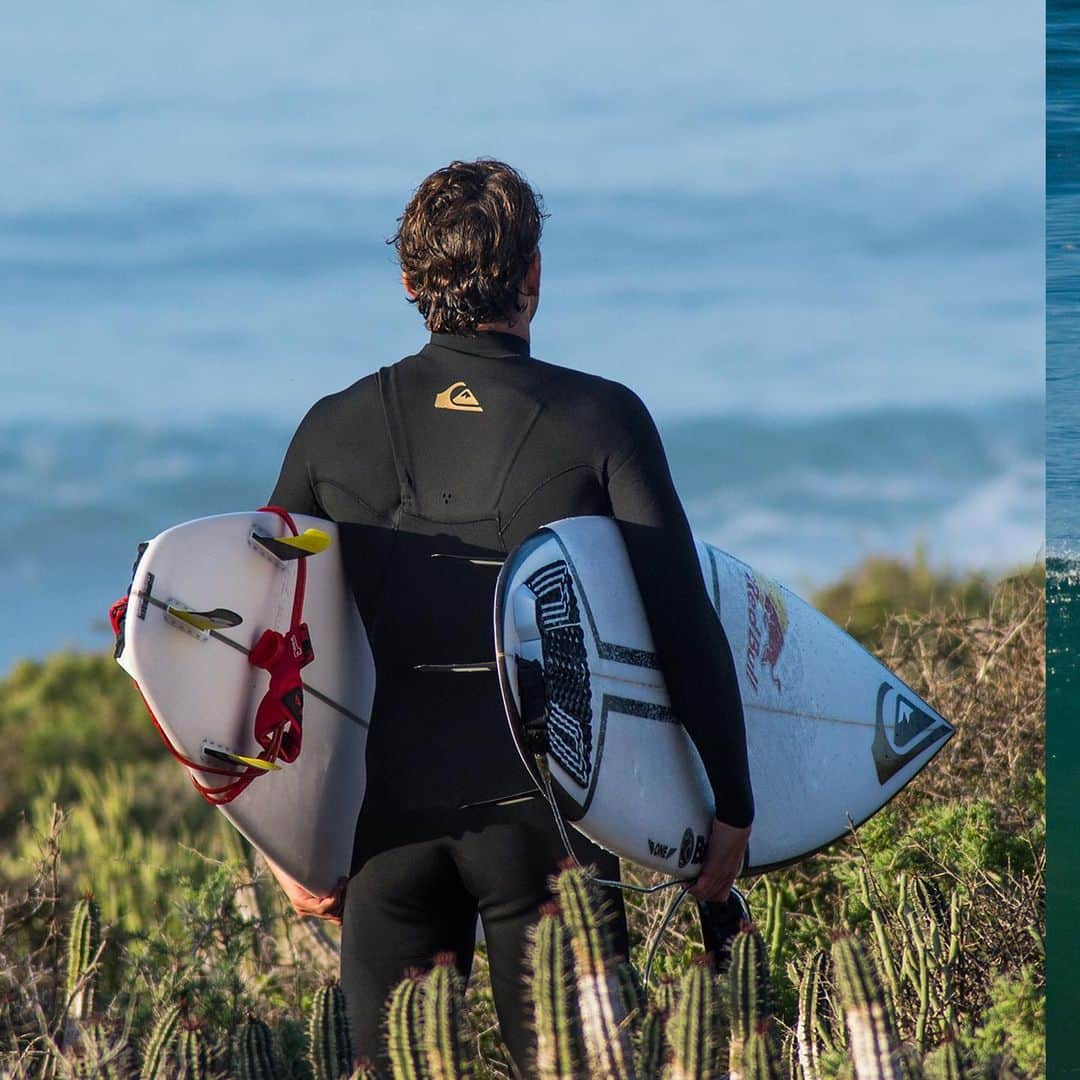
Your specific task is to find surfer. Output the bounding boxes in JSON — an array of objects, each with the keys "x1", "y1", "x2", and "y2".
[{"x1": 265, "y1": 159, "x2": 753, "y2": 1073}]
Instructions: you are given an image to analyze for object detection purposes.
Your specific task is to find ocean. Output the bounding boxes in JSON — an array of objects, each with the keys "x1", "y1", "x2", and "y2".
[
  {"x1": 0, "y1": 1, "x2": 1043, "y2": 673},
  {"x1": 1049, "y1": 1, "x2": 1078, "y2": 1072}
]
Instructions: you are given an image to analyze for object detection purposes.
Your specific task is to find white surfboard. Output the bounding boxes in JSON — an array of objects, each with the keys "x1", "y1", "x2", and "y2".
[
  {"x1": 115, "y1": 512, "x2": 373, "y2": 893},
  {"x1": 494, "y1": 516, "x2": 954, "y2": 877}
]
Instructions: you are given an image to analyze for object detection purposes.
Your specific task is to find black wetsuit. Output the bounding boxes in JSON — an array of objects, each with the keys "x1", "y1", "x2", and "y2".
[{"x1": 270, "y1": 330, "x2": 752, "y2": 1071}]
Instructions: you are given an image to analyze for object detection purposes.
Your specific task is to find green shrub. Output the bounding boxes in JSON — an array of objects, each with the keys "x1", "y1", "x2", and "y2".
[
  {"x1": 0, "y1": 652, "x2": 158, "y2": 832},
  {"x1": 966, "y1": 966, "x2": 1044, "y2": 1076}
]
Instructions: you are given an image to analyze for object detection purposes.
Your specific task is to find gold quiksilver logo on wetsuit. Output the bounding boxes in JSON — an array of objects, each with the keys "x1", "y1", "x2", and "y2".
[{"x1": 434, "y1": 381, "x2": 484, "y2": 412}]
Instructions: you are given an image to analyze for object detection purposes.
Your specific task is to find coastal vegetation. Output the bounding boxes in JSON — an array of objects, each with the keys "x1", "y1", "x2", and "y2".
[{"x1": 0, "y1": 555, "x2": 1044, "y2": 1077}]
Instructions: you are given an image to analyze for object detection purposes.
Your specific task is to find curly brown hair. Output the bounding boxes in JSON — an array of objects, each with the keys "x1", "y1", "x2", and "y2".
[{"x1": 390, "y1": 159, "x2": 548, "y2": 334}]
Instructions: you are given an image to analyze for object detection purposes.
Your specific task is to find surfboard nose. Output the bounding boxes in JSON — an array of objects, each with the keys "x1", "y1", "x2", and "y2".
[{"x1": 872, "y1": 682, "x2": 954, "y2": 786}]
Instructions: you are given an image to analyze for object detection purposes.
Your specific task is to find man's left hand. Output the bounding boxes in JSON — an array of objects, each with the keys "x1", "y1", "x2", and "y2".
[
  {"x1": 689, "y1": 819, "x2": 751, "y2": 902},
  {"x1": 265, "y1": 856, "x2": 347, "y2": 925}
]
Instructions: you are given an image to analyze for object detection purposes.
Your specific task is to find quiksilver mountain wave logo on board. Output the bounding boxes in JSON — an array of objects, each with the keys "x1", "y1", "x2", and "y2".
[
  {"x1": 872, "y1": 682, "x2": 953, "y2": 785},
  {"x1": 434, "y1": 381, "x2": 483, "y2": 412}
]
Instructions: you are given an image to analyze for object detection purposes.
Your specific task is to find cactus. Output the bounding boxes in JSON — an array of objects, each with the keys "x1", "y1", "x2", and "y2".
[
  {"x1": 831, "y1": 935, "x2": 906, "y2": 1080},
  {"x1": 637, "y1": 1006, "x2": 667, "y2": 1079},
  {"x1": 422, "y1": 954, "x2": 470, "y2": 1080},
  {"x1": 99, "y1": 1023, "x2": 136, "y2": 1080},
  {"x1": 654, "y1": 976, "x2": 678, "y2": 1017},
  {"x1": 796, "y1": 949, "x2": 831, "y2": 1080},
  {"x1": 71, "y1": 1038, "x2": 100, "y2": 1079},
  {"x1": 61, "y1": 1018, "x2": 135, "y2": 1080},
  {"x1": 177, "y1": 1019, "x2": 210, "y2": 1080},
  {"x1": 237, "y1": 1016, "x2": 278, "y2": 1080},
  {"x1": 910, "y1": 879, "x2": 948, "y2": 938},
  {"x1": 910, "y1": 919, "x2": 931, "y2": 1052},
  {"x1": 762, "y1": 879, "x2": 785, "y2": 977},
  {"x1": 944, "y1": 894, "x2": 961, "y2": 1034},
  {"x1": 745, "y1": 1031, "x2": 784, "y2": 1080},
  {"x1": 783, "y1": 1032, "x2": 799, "y2": 1080},
  {"x1": 529, "y1": 902, "x2": 583, "y2": 1079},
  {"x1": 637, "y1": 970, "x2": 673, "y2": 1080},
  {"x1": 554, "y1": 866, "x2": 636, "y2": 1078},
  {"x1": 907, "y1": 878, "x2": 960, "y2": 1039},
  {"x1": 349, "y1": 1058, "x2": 380, "y2": 1079},
  {"x1": 62, "y1": 895, "x2": 101, "y2": 1050},
  {"x1": 869, "y1": 906, "x2": 901, "y2": 1023},
  {"x1": 139, "y1": 1001, "x2": 182, "y2": 1080},
  {"x1": 387, "y1": 972, "x2": 428, "y2": 1080},
  {"x1": 890, "y1": 871, "x2": 964, "y2": 1052},
  {"x1": 923, "y1": 1034, "x2": 964, "y2": 1080},
  {"x1": 667, "y1": 957, "x2": 722, "y2": 1080},
  {"x1": 309, "y1": 979, "x2": 354, "y2": 1080},
  {"x1": 910, "y1": 881, "x2": 942, "y2": 1038},
  {"x1": 617, "y1": 961, "x2": 647, "y2": 1029},
  {"x1": 729, "y1": 928, "x2": 771, "y2": 1079}
]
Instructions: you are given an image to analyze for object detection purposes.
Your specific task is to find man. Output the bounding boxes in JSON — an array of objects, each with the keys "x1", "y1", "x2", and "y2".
[{"x1": 267, "y1": 159, "x2": 752, "y2": 1074}]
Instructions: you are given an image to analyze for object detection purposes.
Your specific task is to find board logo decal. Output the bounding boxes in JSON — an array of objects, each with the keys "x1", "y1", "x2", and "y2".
[
  {"x1": 745, "y1": 571, "x2": 788, "y2": 693},
  {"x1": 872, "y1": 682, "x2": 952, "y2": 785},
  {"x1": 434, "y1": 381, "x2": 484, "y2": 412},
  {"x1": 524, "y1": 561, "x2": 594, "y2": 789},
  {"x1": 677, "y1": 828, "x2": 707, "y2": 868},
  {"x1": 648, "y1": 839, "x2": 675, "y2": 860}
]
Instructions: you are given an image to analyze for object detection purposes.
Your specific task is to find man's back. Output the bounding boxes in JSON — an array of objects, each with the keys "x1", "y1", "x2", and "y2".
[
  {"x1": 274, "y1": 333, "x2": 648, "y2": 539},
  {"x1": 271, "y1": 330, "x2": 677, "y2": 815}
]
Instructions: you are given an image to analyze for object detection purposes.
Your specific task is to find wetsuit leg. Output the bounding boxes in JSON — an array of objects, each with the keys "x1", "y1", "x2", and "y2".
[
  {"x1": 454, "y1": 799, "x2": 629, "y2": 1076},
  {"x1": 339, "y1": 835, "x2": 478, "y2": 1069}
]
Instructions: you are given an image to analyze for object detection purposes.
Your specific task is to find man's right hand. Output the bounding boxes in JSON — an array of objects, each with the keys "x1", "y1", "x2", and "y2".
[
  {"x1": 265, "y1": 856, "x2": 347, "y2": 925},
  {"x1": 689, "y1": 819, "x2": 751, "y2": 902}
]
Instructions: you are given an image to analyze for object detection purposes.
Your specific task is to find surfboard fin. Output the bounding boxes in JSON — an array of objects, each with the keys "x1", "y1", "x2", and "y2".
[
  {"x1": 201, "y1": 745, "x2": 281, "y2": 772},
  {"x1": 412, "y1": 661, "x2": 498, "y2": 673},
  {"x1": 430, "y1": 553, "x2": 504, "y2": 567},
  {"x1": 251, "y1": 528, "x2": 332, "y2": 562},
  {"x1": 165, "y1": 606, "x2": 244, "y2": 632}
]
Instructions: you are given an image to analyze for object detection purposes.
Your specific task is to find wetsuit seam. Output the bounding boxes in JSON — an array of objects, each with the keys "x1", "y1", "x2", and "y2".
[
  {"x1": 303, "y1": 457, "x2": 322, "y2": 515},
  {"x1": 606, "y1": 443, "x2": 641, "y2": 487},
  {"x1": 312, "y1": 478, "x2": 395, "y2": 524},
  {"x1": 500, "y1": 463, "x2": 603, "y2": 535},
  {"x1": 492, "y1": 404, "x2": 546, "y2": 515},
  {"x1": 493, "y1": 362, "x2": 596, "y2": 518},
  {"x1": 490, "y1": 367, "x2": 568, "y2": 509}
]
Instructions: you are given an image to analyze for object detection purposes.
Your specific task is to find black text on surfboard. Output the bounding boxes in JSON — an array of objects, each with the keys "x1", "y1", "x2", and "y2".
[{"x1": 647, "y1": 839, "x2": 675, "y2": 860}]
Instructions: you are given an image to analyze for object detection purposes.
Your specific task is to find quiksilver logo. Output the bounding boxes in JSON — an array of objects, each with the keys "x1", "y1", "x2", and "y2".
[
  {"x1": 434, "y1": 381, "x2": 483, "y2": 412},
  {"x1": 872, "y1": 682, "x2": 954, "y2": 785}
]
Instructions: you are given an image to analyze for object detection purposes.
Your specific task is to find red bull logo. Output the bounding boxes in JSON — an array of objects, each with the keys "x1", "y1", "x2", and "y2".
[{"x1": 745, "y1": 572, "x2": 789, "y2": 693}]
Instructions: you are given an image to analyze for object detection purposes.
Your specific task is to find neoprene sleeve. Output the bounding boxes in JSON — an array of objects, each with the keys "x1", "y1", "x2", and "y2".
[{"x1": 606, "y1": 393, "x2": 753, "y2": 829}]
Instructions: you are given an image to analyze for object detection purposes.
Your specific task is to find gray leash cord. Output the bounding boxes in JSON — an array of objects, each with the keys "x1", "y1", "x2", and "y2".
[
  {"x1": 537, "y1": 758, "x2": 684, "y2": 893},
  {"x1": 536, "y1": 756, "x2": 690, "y2": 990},
  {"x1": 643, "y1": 885, "x2": 691, "y2": 992}
]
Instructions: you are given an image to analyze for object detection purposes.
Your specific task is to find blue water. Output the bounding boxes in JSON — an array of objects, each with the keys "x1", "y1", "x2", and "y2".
[
  {"x1": 1050, "y1": 0, "x2": 1080, "y2": 554},
  {"x1": 0, "y1": 1, "x2": 1043, "y2": 671},
  {"x1": 1049, "y1": 3, "x2": 1079, "y2": 1074}
]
